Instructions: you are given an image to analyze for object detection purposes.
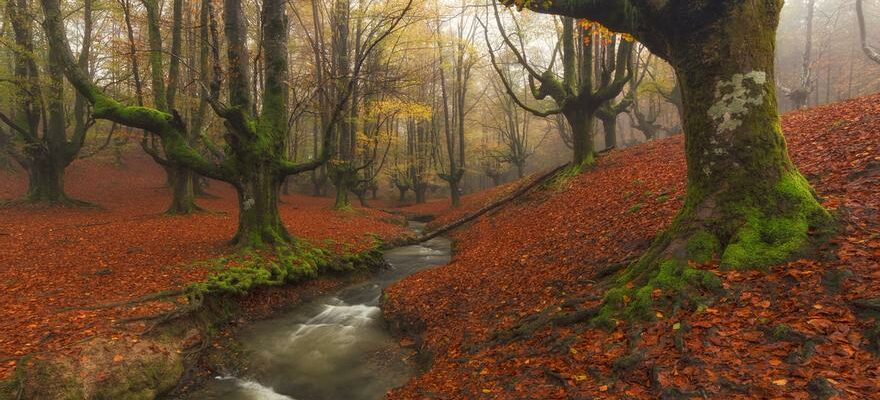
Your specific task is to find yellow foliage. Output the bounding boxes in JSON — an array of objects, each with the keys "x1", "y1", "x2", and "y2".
[
  {"x1": 367, "y1": 98, "x2": 432, "y2": 121},
  {"x1": 579, "y1": 20, "x2": 634, "y2": 46}
]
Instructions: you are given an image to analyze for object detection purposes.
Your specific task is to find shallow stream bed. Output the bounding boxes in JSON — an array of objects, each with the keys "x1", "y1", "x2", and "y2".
[{"x1": 184, "y1": 225, "x2": 450, "y2": 400}]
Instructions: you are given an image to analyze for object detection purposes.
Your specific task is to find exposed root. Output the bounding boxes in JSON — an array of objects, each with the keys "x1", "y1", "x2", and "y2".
[
  {"x1": 850, "y1": 297, "x2": 880, "y2": 355},
  {"x1": 485, "y1": 302, "x2": 602, "y2": 348},
  {"x1": 57, "y1": 289, "x2": 185, "y2": 313}
]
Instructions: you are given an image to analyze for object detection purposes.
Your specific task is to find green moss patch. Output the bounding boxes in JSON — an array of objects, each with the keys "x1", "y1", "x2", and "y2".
[
  {"x1": 189, "y1": 240, "x2": 386, "y2": 298},
  {"x1": 592, "y1": 260, "x2": 722, "y2": 329},
  {"x1": 721, "y1": 172, "x2": 833, "y2": 270}
]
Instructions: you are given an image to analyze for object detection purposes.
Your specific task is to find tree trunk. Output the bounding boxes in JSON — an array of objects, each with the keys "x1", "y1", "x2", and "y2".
[
  {"x1": 601, "y1": 115, "x2": 617, "y2": 150},
  {"x1": 166, "y1": 166, "x2": 198, "y2": 214},
  {"x1": 334, "y1": 184, "x2": 350, "y2": 209},
  {"x1": 26, "y1": 156, "x2": 66, "y2": 203},
  {"x1": 566, "y1": 109, "x2": 596, "y2": 166},
  {"x1": 233, "y1": 166, "x2": 288, "y2": 247},
  {"x1": 331, "y1": 167, "x2": 355, "y2": 210},
  {"x1": 448, "y1": 179, "x2": 461, "y2": 208},
  {"x1": 312, "y1": 169, "x2": 327, "y2": 196},
  {"x1": 414, "y1": 185, "x2": 426, "y2": 203},
  {"x1": 637, "y1": 2, "x2": 830, "y2": 271},
  {"x1": 398, "y1": 187, "x2": 408, "y2": 202},
  {"x1": 355, "y1": 189, "x2": 369, "y2": 207}
]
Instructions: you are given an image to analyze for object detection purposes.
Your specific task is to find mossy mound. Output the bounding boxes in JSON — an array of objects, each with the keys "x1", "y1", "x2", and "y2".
[{"x1": 189, "y1": 240, "x2": 387, "y2": 297}]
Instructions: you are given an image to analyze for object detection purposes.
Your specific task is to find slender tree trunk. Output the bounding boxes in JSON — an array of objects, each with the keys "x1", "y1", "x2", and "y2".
[
  {"x1": 449, "y1": 179, "x2": 461, "y2": 207},
  {"x1": 414, "y1": 185, "x2": 426, "y2": 203},
  {"x1": 601, "y1": 115, "x2": 617, "y2": 150},
  {"x1": 515, "y1": 162, "x2": 525, "y2": 179}
]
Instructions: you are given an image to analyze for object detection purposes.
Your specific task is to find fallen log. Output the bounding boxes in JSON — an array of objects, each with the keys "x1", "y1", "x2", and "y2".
[{"x1": 400, "y1": 163, "x2": 570, "y2": 245}]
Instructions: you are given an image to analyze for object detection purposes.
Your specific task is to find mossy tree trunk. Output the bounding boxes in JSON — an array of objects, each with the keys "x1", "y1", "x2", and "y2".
[
  {"x1": 513, "y1": 0, "x2": 831, "y2": 320},
  {"x1": 329, "y1": 0, "x2": 355, "y2": 211},
  {"x1": 564, "y1": 107, "x2": 596, "y2": 166},
  {"x1": 25, "y1": 155, "x2": 66, "y2": 202},
  {"x1": 141, "y1": 0, "x2": 202, "y2": 215},
  {"x1": 167, "y1": 167, "x2": 197, "y2": 214},
  {"x1": 233, "y1": 164, "x2": 289, "y2": 245},
  {"x1": 660, "y1": 2, "x2": 830, "y2": 269},
  {"x1": 39, "y1": 0, "x2": 333, "y2": 247},
  {"x1": 1, "y1": 0, "x2": 90, "y2": 205}
]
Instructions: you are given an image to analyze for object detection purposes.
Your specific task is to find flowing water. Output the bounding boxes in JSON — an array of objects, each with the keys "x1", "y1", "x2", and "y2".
[{"x1": 186, "y1": 225, "x2": 450, "y2": 400}]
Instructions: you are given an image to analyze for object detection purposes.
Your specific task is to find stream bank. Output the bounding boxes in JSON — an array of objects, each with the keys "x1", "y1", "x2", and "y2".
[
  {"x1": 1, "y1": 246, "x2": 390, "y2": 400},
  {"x1": 171, "y1": 223, "x2": 451, "y2": 400}
]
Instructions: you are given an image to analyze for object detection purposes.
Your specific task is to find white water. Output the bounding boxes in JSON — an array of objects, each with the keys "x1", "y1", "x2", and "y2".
[
  {"x1": 182, "y1": 228, "x2": 451, "y2": 400},
  {"x1": 213, "y1": 377, "x2": 296, "y2": 400}
]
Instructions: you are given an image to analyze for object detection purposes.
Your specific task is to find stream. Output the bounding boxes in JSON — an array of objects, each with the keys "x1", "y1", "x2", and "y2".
[{"x1": 185, "y1": 223, "x2": 450, "y2": 400}]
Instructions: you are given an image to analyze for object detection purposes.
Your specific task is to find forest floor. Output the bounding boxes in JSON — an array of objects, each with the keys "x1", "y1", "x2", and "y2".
[
  {"x1": 0, "y1": 152, "x2": 410, "y2": 380},
  {"x1": 385, "y1": 94, "x2": 880, "y2": 399}
]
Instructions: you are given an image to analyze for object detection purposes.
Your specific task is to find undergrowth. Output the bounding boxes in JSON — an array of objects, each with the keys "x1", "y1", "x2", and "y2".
[{"x1": 187, "y1": 239, "x2": 386, "y2": 298}]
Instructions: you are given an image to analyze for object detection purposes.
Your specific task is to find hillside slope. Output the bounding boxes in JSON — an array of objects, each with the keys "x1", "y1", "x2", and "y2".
[{"x1": 385, "y1": 95, "x2": 880, "y2": 399}]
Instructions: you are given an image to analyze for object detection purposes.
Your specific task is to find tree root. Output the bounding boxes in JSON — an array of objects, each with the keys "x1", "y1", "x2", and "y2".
[
  {"x1": 483, "y1": 304, "x2": 602, "y2": 349},
  {"x1": 850, "y1": 298, "x2": 880, "y2": 355},
  {"x1": 57, "y1": 289, "x2": 185, "y2": 313}
]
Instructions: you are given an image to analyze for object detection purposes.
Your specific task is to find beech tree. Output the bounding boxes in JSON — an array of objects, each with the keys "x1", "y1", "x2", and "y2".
[
  {"x1": 506, "y1": 0, "x2": 833, "y2": 316},
  {"x1": 485, "y1": 2, "x2": 632, "y2": 166},
  {"x1": 779, "y1": 0, "x2": 816, "y2": 109},
  {"x1": 0, "y1": 0, "x2": 93, "y2": 204},
  {"x1": 628, "y1": 45, "x2": 672, "y2": 141},
  {"x1": 484, "y1": 72, "x2": 548, "y2": 178},
  {"x1": 435, "y1": 9, "x2": 479, "y2": 208},
  {"x1": 138, "y1": 0, "x2": 205, "y2": 214},
  {"x1": 40, "y1": 0, "x2": 411, "y2": 246}
]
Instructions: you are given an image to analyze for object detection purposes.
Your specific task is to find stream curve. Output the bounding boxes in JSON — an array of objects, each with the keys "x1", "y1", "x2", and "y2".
[{"x1": 186, "y1": 224, "x2": 450, "y2": 400}]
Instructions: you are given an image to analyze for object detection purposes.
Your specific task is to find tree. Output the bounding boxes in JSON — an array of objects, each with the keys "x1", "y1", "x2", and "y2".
[
  {"x1": 504, "y1": 0, "x2": 832, "y2": 317},
  {"x1": 40, "y1": 0, "x2": 411, "y2": 246},
  {"x1": 485, "y1": 2, "x2": 632, "y2": 166},
  {"x1": 484, "y1": 72, "x2": 548, "y2": 178},
  {"x1": 627, "y1": 45, "x2": 672, "y2": 142},
  {"x1": 857, "y1": 0, "x2": 880, "y2": 64},
  {"x1": 0, "y1": 0, "x2": 93, "y2": 204},
  {"x1": 435, "y1": 7, "x2": 479, "y2": 208},
  {"x1": 137, "y1": 0, "x2": 204, "y2": 214},
  {"x1": 595, "y1": 67, "x2": 633, "y2": 149},
  {"x1": 779, "y1": 0, "x2": 817, "y2": 109}
]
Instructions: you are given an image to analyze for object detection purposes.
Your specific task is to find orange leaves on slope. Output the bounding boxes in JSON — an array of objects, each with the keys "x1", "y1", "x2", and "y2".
[{"x1": 385, "y1": 94, "x2": 880, "y2": 399}]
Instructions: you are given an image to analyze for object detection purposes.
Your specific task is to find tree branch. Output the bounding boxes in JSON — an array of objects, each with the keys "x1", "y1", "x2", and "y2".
[
  {"x1": 857, "y1": 0, "x2": 880, "y2": 64},
  {"x1": 481, "y1": 17, "x2": 562, "y2": 118}
]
